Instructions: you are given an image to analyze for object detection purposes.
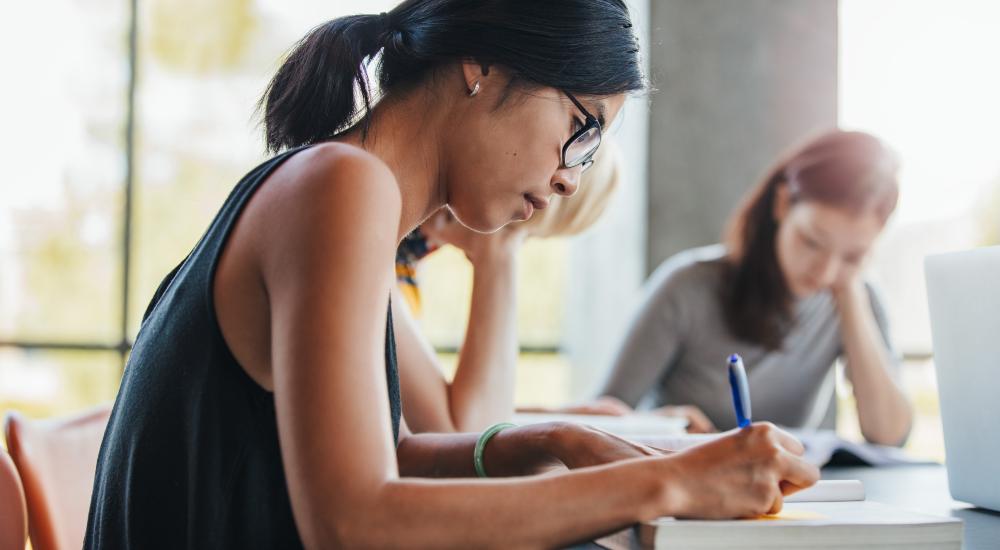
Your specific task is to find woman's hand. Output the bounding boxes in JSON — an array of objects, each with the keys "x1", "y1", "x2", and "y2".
[
  {"x1": 420, "y1": 207, "x2": 526, "y2": 267},
  {"x1": 653, "y1": 422, "x2": 820, "y2": 519},
  {"x1": 831, "y1": 269, "x2": 866, "y2": 307},
  {"x1": 651, "y1": 404, "x2": 718, "y2": 434}
]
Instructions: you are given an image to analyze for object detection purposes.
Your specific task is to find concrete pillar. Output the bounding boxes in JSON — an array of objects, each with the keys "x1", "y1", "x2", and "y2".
[{"x1": 646, "y1": 0, "x2": 839, "y2": 270}]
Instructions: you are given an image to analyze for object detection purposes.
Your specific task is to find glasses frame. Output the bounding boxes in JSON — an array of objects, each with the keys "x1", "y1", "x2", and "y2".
[{"x1": 562, "y1": 91, "x2": 602, "y2": 172}]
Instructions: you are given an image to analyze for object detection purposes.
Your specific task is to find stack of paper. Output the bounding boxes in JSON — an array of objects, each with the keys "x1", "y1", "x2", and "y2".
[
  {"x1": 638, "y1": 481, "x2": 962, "y2": 550},
  {"x1": 598, "y1": 481, "x2": 963, "y2": 550},
  {"x1": 636, "y1": 502, "x2": 962, "y2": 549}
]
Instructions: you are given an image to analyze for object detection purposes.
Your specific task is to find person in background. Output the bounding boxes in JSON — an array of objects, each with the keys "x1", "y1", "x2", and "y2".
[
  {"x1": 394, "y1": 142, "x2": 631, "y2": 434},
  {"x1": 593, "y1": 130, "x2": 913, "y2": 445}
]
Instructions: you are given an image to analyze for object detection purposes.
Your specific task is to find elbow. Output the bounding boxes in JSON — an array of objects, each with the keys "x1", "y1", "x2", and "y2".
[
  {"x1": 451, "y1": 412, "x2": 484, "y2": 433},
  {"x1": 329, "y1": 516, "x2": 374, "y2": 550},
  {"x1": 297, "y1": 520, "x2": 347, "y2": 550},
  {"x1": 863, "y1": 429, "x2": 907, "y2": 448},
  {"x1": 293, "y1": 485, "x2": 394, "y2": 549},
  {"x1": 451, "y1": 405, "x2": 515, "y2": 433},
  {"x1": 301, "y1": 509, "x2": 378, "y2": 550},
  {"x1": 447, "y1": 387, "x2": 510, "y2": 433},
  {"x1": 862, "y1": 408, "x2": 913, "y2": 448}
]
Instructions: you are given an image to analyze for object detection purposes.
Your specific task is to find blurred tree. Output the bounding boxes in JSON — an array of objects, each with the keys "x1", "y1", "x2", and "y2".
[
  {"x1": 146, "y1": 0, "x2": 258, "y2": 73},
  {"x1": 12, "y1": 181, "x2": 120, "y2": 343}
]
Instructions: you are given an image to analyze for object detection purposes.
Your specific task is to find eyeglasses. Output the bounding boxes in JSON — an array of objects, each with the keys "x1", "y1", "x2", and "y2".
[{"x1": 562, "y1": 91, "x2": 602, "y2": 173}]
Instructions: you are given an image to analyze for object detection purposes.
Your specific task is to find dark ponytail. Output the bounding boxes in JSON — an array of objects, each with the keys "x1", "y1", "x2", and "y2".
[
  {"x1": 260, "y1": 15, "x2": 386, "y2": 152},
  {"x1": 261, "y1": 0, "x2": 645, "y2": 153}
]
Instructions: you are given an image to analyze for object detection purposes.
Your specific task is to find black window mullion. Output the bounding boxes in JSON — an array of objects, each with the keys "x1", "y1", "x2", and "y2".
[
  {"x1": 0, "y1": 0, "x2": 139, "y2": 371},
  {"x1": 119, "y1": 0, "x2": 140, "y2": 373}
]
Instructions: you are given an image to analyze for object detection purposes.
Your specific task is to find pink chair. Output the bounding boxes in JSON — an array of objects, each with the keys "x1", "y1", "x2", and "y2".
[
  {"x1": 4, "y1": 406, "x2": 111, "y2": 550},
  {"x1": 0, "y1": 446, "x2": 28, "y2": 550}
]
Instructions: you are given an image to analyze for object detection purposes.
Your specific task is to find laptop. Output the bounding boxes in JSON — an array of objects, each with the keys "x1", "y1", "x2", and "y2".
[{"x1": 924, "y1": 245, "x2": 1000, "y2": 512}]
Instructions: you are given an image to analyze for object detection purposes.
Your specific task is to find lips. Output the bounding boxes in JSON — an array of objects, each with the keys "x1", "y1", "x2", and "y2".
[
  {"x1": 520, "y1": 193, "x2": 549, "y2": 221},
  {"x1": 517, "y1": 193, "x2": 550, "y2": 221},
  {"x1": 525, "y1": 193, "x2": 549, "y2": 211}
]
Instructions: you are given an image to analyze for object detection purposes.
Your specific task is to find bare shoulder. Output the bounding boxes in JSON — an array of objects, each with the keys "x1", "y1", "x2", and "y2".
[
  {"x1": 253, "y1": 142, "x2": 402, "y2": 276},
  {"x1": 278, "y1": 142, "x2": 401, "y2": 216}
]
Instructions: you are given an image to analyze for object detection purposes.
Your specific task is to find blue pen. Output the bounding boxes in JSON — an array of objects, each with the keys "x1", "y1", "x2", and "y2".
[{"x1": 728, "y1": 353, "x2": 752, "y2": 428}]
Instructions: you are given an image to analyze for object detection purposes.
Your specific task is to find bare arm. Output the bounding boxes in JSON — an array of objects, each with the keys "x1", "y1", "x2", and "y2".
[
  {"x1": 835, "y1": 280, "x2": 913, "y2": 446},
  {"x1": 261, "y1": 146, "x2": 819, "y2": 548},
  {"x1": 391, "y1": 286, "x2": 456, "y2": 431},
  {"x1": 397, "y1": 210, "x2": 523, "y2": 433},
  {"x1": 447, "y1": 246, "x2": 520, "y2": 430}
]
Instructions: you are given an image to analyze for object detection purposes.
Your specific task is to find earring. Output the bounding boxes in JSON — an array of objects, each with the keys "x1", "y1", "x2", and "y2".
[{"x1": 468, "y1": 80, "x2": 480, "y2": 97}]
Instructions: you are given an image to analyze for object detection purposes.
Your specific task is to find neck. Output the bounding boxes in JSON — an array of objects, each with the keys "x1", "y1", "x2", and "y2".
[{"x1": 338, "y1": 87, "x2": 451, "y2": 242}]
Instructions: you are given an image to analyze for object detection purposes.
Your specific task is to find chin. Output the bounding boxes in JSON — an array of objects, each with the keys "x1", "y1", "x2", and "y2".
[{"x1": 449, "y1": 205, "x2": 506, "y2": 234}]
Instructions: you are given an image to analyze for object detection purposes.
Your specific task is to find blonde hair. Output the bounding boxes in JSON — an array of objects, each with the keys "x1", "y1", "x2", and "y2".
[{"x1": 519, "y1": 139, "x2": 622, "y2": 238}]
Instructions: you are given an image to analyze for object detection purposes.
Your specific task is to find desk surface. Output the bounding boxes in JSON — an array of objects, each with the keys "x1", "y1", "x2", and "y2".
[
  {"x1": 593, "y1": 465, "x2": 1000, "y2": 550},
  {"x1": 823, "y1": 465, "x2": 1000, "y2": 550}
]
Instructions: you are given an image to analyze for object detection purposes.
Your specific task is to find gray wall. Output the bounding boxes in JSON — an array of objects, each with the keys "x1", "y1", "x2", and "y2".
[
  {"x1": 647, "y1": 0, "x2": 839, "y2": 271},
  {"x1": 565, "y1": 0, "x2": 651, "y2": 399},
  {"x1": 566, "y1": 0, "x2": 840, "y2": 399}
]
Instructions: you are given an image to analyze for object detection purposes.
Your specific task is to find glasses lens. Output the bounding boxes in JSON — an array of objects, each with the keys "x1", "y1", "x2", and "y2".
[{"x1": 565, "y1": 125, "x2": 601, "y2": 168}]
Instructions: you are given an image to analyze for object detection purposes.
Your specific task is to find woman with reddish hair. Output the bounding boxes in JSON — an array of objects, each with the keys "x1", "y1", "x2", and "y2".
[{"x1": 594, "y1": 130, "x2": 913, "y2": 446}]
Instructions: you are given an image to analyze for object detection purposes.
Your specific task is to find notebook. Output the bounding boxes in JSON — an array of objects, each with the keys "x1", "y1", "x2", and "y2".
[
  {"x1": 510, "y1": 412, "x2": 688, "y2": 438},
  {"x1": 596, "y1": 480, "x2": 963, "y2": 550},
  {"x1": 642, "y1": 429, "x2": 931, "y2": 468}
]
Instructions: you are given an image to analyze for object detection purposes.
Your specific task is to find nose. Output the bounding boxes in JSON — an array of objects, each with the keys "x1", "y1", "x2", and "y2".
[{"x1": 551, "y1": 166, "x2": 581, "y2": 198}]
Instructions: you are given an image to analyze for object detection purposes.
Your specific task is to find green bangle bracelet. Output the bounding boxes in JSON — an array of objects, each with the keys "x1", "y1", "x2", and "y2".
[{"x1": 474, "y1": 422, "x2": 517, "y2": 478}]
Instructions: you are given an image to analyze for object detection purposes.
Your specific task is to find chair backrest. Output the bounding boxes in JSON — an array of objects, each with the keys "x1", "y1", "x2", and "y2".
[
  {"x1": 0, "y1": 447, "x2": 28, "y2": 550},
  {"x1": 4, "y1": 406, "x2": 112, "y2": 550}
]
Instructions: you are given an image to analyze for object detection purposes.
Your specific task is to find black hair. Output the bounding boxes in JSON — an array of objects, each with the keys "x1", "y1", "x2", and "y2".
[{"x1": 260, "y1": 0, "x2": 645, "y2": 153}]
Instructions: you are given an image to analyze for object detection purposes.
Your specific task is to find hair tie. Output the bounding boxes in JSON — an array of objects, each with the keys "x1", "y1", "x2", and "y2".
[{"x1": 376, "y1": 12, "x2": 391, "y2": 36}]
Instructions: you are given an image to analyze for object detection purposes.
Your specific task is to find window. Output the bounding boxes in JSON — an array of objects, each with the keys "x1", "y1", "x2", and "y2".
[
  {"x1": 0, "y1": 0, "x2": 400, "y2": 417},
  {"x1": 839, "y1": 0, "x2": 1000, "y2": 460}
]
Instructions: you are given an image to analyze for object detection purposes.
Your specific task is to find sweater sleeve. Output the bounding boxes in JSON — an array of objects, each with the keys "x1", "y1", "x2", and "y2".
[{"x1": 599, "y1": 260, "x2": 691, "y2": 407}]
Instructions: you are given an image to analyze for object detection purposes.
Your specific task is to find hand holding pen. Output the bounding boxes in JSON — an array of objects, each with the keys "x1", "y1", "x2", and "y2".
[{"x1": 728, "y1": 353, "x2": 752, "y2": 429}]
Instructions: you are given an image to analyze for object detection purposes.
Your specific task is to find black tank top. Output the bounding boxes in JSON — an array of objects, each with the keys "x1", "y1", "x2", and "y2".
[{"x1": 84, "y1": 145, "x2": 401, "y2": 549}]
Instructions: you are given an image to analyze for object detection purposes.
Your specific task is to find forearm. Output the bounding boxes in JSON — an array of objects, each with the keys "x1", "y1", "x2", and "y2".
[
  {"x1": 837, "y1": 285, "x2": 912, "y2": 445},
  {"x1": 396, "y1": 424, "x2": 553, "y2": 478},
  {"x1": 449, "y1": 254, "x2": 520, "y2": 431},
  {"x1": 333, "y1": 459, "x2": 662, "y2": 550}
]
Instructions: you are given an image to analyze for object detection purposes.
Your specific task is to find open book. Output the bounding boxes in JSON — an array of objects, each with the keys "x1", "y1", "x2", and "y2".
[
  {"x1": 786, "y1": 429, "x2": 934, "y2": 467},
  {"x1": 597, "y1": 480, "x2": 963, "y2": 550},
  {"x1": 510, "y1": 412, "x2": 688, "y2": 438},
  {"x1": 638, "y1": 429, "x2": 932, "y2": 468}
]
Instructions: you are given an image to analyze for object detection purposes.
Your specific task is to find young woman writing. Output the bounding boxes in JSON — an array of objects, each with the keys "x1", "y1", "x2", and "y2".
[{"x1": 86, "y1": 2, "x2": 818, "y2": 547}]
